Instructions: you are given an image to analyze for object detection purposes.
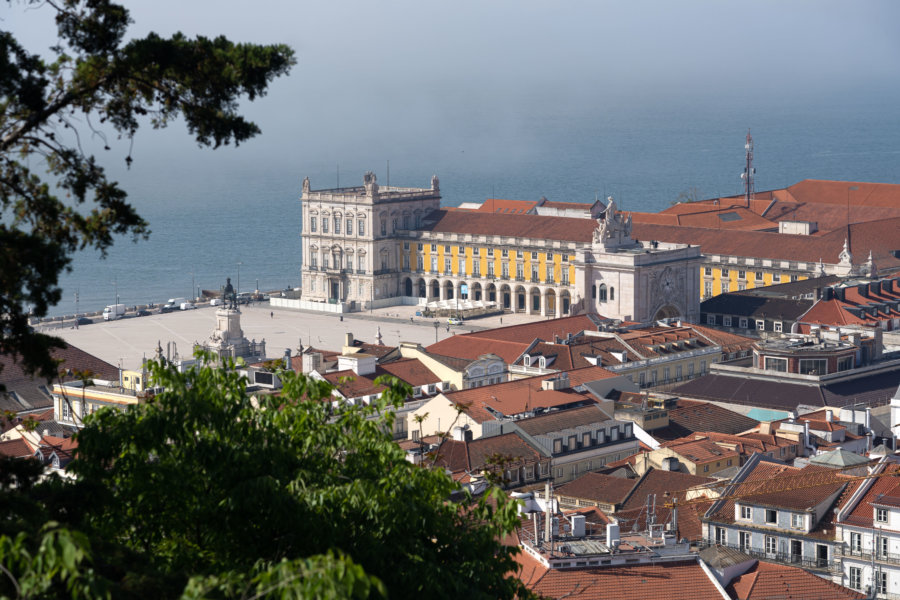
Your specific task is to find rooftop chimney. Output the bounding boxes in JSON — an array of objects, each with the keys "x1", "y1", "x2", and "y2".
[
  {"x1": 606, "y1": 523, "x2": 620, "y2": 549},
  {"x1": 345, "y1": 332, "x2": 354, "y2": 347},
  {"x1": 826, "y1": 410, "x2": 833, "y2": 423},
  {"x1": 283, "y1": 348, "x2": 292, "y2": 371}
]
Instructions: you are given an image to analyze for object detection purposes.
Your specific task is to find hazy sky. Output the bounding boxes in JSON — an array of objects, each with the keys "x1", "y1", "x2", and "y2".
[{"x1": 6, "y1": 0, "x2": 900, "y2": 181}]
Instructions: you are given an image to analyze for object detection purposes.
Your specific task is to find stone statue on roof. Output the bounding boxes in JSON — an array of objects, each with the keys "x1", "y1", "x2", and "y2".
[
  {"x1": 593, "y1": 196, "x2": 635, "y2": 250},
  {"x1": 302, "y1": 176, "x2": 310, "y2": 195}
]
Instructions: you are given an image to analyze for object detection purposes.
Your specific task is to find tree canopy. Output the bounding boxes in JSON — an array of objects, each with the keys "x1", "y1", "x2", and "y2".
[
  {"x1": 0, "y1": 0, "x2": 295, "y2": 380},
  {"x1": 0, "y1": 357, "x2": 533, "y2": 598}
]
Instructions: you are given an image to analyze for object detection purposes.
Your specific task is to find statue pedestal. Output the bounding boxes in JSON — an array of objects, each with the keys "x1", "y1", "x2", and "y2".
[{"x1": 196, "y1": 307, "x2": 265, "y2": 362}]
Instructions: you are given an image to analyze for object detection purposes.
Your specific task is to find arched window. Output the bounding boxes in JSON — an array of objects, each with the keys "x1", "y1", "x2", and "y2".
[
  {"x1": 539, "y1": 356, "x2": 546, "y2": 368},
  {"x1": 592, "y1": 284, "x2": 597, "y2": 299},
  {"x1": 523, "y1": 355, "x2": 531, "y2": 367},
  {"x1": 598, "y1": 284, "x2": 608, "y2": 302}
]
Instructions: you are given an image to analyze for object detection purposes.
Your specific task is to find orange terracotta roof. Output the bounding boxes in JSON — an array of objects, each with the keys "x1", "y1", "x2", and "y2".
[
  {"x1": 555, "y1": 472, "x2": 637, "y2": 505},
  {"x1": 376, "y1": 358, "x2": 441, "y2": 386},
  {"x1": 422, "y1": 209, "x2": 596, "y2": 242},
  {"x1": 0, "y1": 438, "x2": 36, "y2": 458},
  {"x1": 319, "y1": 370, "x2": 386, "y2": 399},
  {"x1": 474, "y1": 198, "x2": 539, "y2": 214},
  {"x1": 727, "y1": 560, "x2": 866, "y2": 599},
  {"x1": 444, "y1": 365, "x2": 616, "y2": 423},
  {"x1": 842, "y1": 463, "x2": 900, "y2": 527},
  {"x1": 525, "y1": 560, "x2": 726, "y2": 600}
]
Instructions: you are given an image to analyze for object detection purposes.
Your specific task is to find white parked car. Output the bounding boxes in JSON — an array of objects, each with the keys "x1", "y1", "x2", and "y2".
[
  {"x1": 210, "y1": 298, "x2": 222, "y2": 306},
  {"x1": 180, "y1": 302, "x2": 197, "y2": 311},
  {"x1": 448, "y1": 317, "x2": 463, "y2": 325}
]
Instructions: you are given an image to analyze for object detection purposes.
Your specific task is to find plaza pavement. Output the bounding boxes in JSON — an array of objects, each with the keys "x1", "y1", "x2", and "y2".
[{"x1": 48, "y1": 302, "x2": 545, "y2": 368}]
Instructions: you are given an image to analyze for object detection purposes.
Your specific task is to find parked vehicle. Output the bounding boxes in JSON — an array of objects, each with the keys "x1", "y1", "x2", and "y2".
[
  {"x1": 159, "y1": 305, "x2": 175, "y2": 314},
  {"x1": 76, "y1": 316, "x2": 93, "y2": 325},
  {"x1": 180, "y1": 302, "x2": 196, "y2": 311},
  {"x1": 165, "y1": 297, "x2": 186, "y2": 310},
  {"x1": 448, "y1": 317, "x2": 463, "y2": 325},
  {"x1": 136, "y1": 309, "x2": 152, "y2": 317},
  {"x1": 210, "y1": 298, "x2": 222, "y2": 306},
  {"x1": 103, "y1": 304, "x2": 126, "y2": 321}
]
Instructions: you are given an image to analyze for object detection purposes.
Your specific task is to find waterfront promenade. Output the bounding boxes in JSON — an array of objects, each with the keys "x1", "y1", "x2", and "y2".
[{"x1": 48, "y1": 303, "x2": 541, "y2": 368}]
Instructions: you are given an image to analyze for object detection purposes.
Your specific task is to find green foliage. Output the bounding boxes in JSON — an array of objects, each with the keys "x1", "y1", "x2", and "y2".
[
  {"x1": 0, "y1": 356, "x2": 534, "y2": 599},
  {"x1": 0, "y1": 0, "x2": 295, "y2": 379}
]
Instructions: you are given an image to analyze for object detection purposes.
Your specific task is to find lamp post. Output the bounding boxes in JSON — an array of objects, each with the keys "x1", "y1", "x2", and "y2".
[
  {"x1": 433, "y1": 320, "x2": 439, "y2": 343},
  {"x1": 191, "y1": 267, "x2": 195, "y2": 302},
  {"x1": 237, "y1": 260, "x2": 243, "y2": 296}
]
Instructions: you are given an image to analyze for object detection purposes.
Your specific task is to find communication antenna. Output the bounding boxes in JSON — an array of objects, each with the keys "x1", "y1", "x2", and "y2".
[{"x1": 740, "y1": 129, "x2": 755, "y2": 207}]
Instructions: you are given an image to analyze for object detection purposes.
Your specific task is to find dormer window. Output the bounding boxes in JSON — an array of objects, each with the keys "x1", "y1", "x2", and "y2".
[
  {"x1": 740, "y1": 505, "x2": 752, "y2": 520},
  {"x1": 876, "y1": 508, "x2": 889, "y2": 523},
  {"x1": 523, "y1": 355, "x2": 531, "y2": 367},
  {"x1": 538, "y1": 356, "x2": 546, "y2": 368}
]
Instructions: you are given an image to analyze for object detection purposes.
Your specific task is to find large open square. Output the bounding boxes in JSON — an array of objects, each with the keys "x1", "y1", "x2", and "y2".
[{"x1": 46, "y1": 303, "x2": 544, "y2": 368}]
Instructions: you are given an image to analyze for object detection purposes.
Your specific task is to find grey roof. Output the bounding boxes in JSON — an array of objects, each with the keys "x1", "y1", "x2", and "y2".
[
  {"x1": 809, "y1": 448, "x2": 871, "y2": 468},
  {"x1": 699, "y1": 545, "x2": 754, "y2": 570},
  {"x1": 701, "y1": 293, "x2": 814, "y2": 321},
  {"x1": 516, "y1": 405, "x2": 613, "y2": 436},
  {"x1": 740, "y1": 275, "x2": 841, "y2": 299},
  {"x1": 672, "y1": 369, "x2": 900, "y2": 412}
]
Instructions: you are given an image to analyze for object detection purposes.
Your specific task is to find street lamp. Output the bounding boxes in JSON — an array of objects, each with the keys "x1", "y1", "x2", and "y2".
[
  {"x1": 433, "y1": 320, "x2": 439, "y2": 343},
  {"x1": 237, "y1": 260, "x2": 243, "y2": 296}
]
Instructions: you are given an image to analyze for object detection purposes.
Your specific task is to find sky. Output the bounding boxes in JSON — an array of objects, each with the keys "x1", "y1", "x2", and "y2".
[{"x1": 7, "y1": 0, "x2": 900, "y2": 182}]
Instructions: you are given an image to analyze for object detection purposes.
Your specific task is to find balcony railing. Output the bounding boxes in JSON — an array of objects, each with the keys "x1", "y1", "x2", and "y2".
[
  {"x1": 839, "y1": 545, "x2": 900, "y2": 566},
  {"x1": 697, "y1": 540, "x2": 838, "y2": 573}
]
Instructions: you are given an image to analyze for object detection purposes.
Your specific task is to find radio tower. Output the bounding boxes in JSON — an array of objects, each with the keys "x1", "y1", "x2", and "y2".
[{"x1": 740, "y1": 129, "x2": 755, "y2": 207}]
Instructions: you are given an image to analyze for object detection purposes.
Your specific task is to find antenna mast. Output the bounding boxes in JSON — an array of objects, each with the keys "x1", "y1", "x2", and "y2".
[{"x1": 741, "y1": 129, "x2": 755, "y2": 207}]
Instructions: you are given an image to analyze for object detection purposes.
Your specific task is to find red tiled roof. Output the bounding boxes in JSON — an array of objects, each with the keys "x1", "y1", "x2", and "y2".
[
  {"x1": 319, "y1": 370, "x2": 386, "y2": 399},
  {"x1": 444, "y1": 365, "x2": 616, "y2": 423},
  {"x1": 632, "y1": 217, "x2": 900, "y2": 271},
  {"x1": 727, "y1": 560, "x2": 866, "y2": 600},
  {"x1": 376, "y1": 358, "x2": 441, "y2": 386},
  {"x1": 555, "y1": 472, "x2": 637, "y2": 505},
  {"x1": 422, "y1": 209, "x2": 596, "y2": 242},
  {"x1": 842, "y1": 464, "x2": 900, "y2": 528},
  {"x1": 431, "y1": 432, "x2": 544, "y2": 475},
  {"x1": 474, "y1": 198, "x2": 539, "y2": 214},
  {"x1": 710, "y1": 461, "x2": 852, "y2": 523},
  {"x1": 525, "y1": 560, "x2": 726, "y2": 600},
  {"x1": 0, "y1": 438, "x2": 36, "y2": 458}
]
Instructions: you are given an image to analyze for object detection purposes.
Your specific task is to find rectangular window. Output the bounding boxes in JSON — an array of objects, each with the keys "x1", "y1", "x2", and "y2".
[
  {"x1": 707, "y1": 314, "x2": 716, "y2": 325},
  {"x1": 458, "y1": 258, "x2": 465, "y2": 275},
  {"x1": 310, "y1": 217, "x2": 317, "y2": 232},
  {"x1": 403, "y1": 255, "x2": 410, "y2": 270},
  {"x1": 774, "y1": 321, "x2": 783, "y2": 333},
  {"x1": 516, "y1": 264, "x2": 524, "y2": 279},
  {"x1": 502, "y1": 248, "x2": 509, "y2": 257},
  {"x1": 763, "y1": 357, "x2": 787, "y2": 372},
  {"x1": 737, "y1": 283, "x2": 746, "y2": 291},
  {"x1": 755, "y1": 271, "x2": 764, "y2": 281},
  {"x1": 347, "y1": 219, "x2": 352, "y2": 235},
  {"x1": 721, "y1": 268, "x2": 729, "y2": 278},
  {"x1": 765, "y1": 509, "x2": 777, "y2": 524},
  {"x1": 704, "y1": 266, "x2": 712, "y2": 276},
  {"x1": 561, "y1": 269, "x2": 569, "y2": 285},
  {"x1": 837, "y1": 356, "x2": 853, "y2": 371},
  {"x1": 381, "y1": 220, "x2": 386, "y2": 236},
  {"x1": 358, "y1": 219, "x2": 365, "y2": 236},
  {"x1": 765, "y1": 535, "x2": 777, "y2": 555},
  {"x1": 501, "y1": 263, "x2": 509, "y2": 278},
  {"x1": 739, "y1": 317, "x2": 748, "y2": 328},
  {"x1": 756, "y1": 319, "x2": 765, "y2": 331},
  {"x1": 676, "y1": 365, "x2": 682, "y2": 380},
  {"x1": 444, "y1": 258, "x2": 451, "y2": 274},
  {"x1": 638, "y1": 372, "x2": 646, "y2": 387},
  {"x1": 431, "y1": 244, "x2": 437, "y2": 252},
  {"x1": 358, "y1": 255, "x2": 365, "y2": 272},
  {"x1": 487, "y1": 262, "x2": 494, "y2": 277},
  {"x1": 849, "y1": 567, "x2": 861, "y2": 590},
  {"x1": 687, "y1": 363, "x2": 694, "y2": 377},
  {"x1": 880, "y1": 536, "x2": 889, "y2": 558},
  {"x1": 850, "y1": 532, "x2": 861, "y2": 552},
  {"x1": 322, "y1": 217, "x2": 328, "y2": 233},
  {"x1": 444, "y1": 245, "x2": 450, "y2": 253},
  {"x1": 704, "y1": 282, "x2": 713, "y2": 297},
  {"x1": 532, "y1": 266, "x2": 539, "y2": 282},
  {"x1": 738, "y1": 270, "x2": 746, "y2": 279},
  {"x1": 334, "y1": 217, "x2": 340, "y2": 234},
  {"x1": 740, "y1": 505, "x2": 752, "y2": 520},
  {"x1": 473, "y1": 261, "x2": 481, "y2": 276},
  {"x1": 700, "y1": 360, "x2": 707, "y2": 374},
  {"x1": 877, "y1": 508, "x2": 889, "y2": 523},
  {"x1": 715, "y1": 526, "x2": 726, "y2": 545},
  {"x1": 663, "y1": 367, "x2": 670, "y2": 382},
  {"x1": 739, "y1": 531, "x2": 750, "y2": 551},
  {"x1": 310, "y1": 254, "x2": 318, "y2": 267},
  {"x1": 799, "y1": 358, "x2": 827, "y2": 375},
  {"x1": 531, "y1": 251, "x2": 538, "y2": 259},
  {"x1": 877, "y1": 571, "x2": 887, "y2": 594},
  {"x1": 723, "y1": 316, "x2": 732, "y2": 327},
  {"x1": 431, "y1": 257, "x2": 438, "y2": 273},
  {"x1": 402, "y1": 215, "x2": 410, "y2": 229}
]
